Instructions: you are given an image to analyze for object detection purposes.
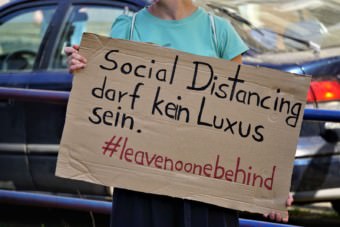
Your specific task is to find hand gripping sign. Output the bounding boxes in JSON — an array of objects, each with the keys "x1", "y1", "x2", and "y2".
[{"x1": 56, "y1": 33, "x2": 311, "y2": 218}]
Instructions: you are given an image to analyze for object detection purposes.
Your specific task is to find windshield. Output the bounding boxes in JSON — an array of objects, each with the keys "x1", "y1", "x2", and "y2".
[{"x1": 198, "y1": 0, "x2": 340, "y2": 54}]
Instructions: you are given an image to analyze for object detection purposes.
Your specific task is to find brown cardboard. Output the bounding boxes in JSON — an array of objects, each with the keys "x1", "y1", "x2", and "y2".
[{"x1": 56, "y1": 32, "x2": 311, "y2": 218}]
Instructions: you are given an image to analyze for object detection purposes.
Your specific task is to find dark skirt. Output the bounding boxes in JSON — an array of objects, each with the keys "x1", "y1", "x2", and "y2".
[{"x1": 110, "y1": 188, "x2": 239, "y2": 227}]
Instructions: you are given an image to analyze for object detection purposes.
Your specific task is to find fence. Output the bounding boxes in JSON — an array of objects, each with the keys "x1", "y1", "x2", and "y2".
[
  {"x1": 1, "y1": 108, "x2": 340, "y2": 226},
  {"x1": 0, "y1": 189, "x2": 296, "y2": 227}
]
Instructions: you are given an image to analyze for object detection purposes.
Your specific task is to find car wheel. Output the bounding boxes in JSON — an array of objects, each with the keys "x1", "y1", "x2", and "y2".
[{"x1": 331, "y1": 201, "x2": 340, "y2": 215}]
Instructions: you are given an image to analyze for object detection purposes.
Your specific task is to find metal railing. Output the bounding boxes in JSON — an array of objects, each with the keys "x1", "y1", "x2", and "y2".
[
  {"x1": 0, "y1": 189, "x2": 297, "y2": 227},
  {"x1": 1, "y1": 85, "x2": 339, "y2": 226},
  {"x1": 1, "y1": 86, "x2": 340, "y2": 122}
]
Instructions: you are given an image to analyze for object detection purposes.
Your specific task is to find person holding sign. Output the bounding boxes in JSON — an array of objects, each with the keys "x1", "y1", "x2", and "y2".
[{"x1": 65, "y1": 0, "x2": 293, "y2": 226}]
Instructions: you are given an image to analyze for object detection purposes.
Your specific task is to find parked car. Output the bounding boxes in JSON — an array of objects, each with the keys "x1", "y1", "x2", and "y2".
[
  {"x1": 200, "y1": 0, "x2": 340, "y2": 213},
  {"x1": 0, "y1": 0, "x2": 147, "y2": 199},
  {"x1": 0, "y1": 0, "x2": 340, "y2": 213}
]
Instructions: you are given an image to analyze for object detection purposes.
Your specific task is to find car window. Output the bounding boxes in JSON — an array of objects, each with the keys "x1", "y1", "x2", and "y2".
[
  {"x1": 0, "y1": 6, "x2": 56, "y2": 72},
  {"x1": 51, "y1": 6, "x2": 130, "y2": 70},
  {"x1": 200, "y1": 0, "x2": 340, "y2": 54}
]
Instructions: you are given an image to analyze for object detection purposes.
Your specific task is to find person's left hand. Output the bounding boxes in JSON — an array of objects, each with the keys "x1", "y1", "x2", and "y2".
[{"x1": 264, "y1": 194, "x2": 293, "y2": 222}]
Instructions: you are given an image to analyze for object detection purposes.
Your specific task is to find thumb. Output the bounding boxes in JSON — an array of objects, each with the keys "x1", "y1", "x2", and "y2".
[{"x1": 73, "y1": 44, "x2": 80, "y2": 51}]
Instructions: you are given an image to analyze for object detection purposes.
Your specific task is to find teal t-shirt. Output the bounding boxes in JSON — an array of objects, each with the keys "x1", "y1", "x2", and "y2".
[{"x1": 110, "y1": 7, "x2": 248, "y2": 60}]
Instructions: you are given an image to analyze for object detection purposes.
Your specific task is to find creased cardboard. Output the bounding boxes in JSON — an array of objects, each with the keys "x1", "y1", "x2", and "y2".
[{"x1": 56, "y1": 32, "x2": 311, "y2": 218}]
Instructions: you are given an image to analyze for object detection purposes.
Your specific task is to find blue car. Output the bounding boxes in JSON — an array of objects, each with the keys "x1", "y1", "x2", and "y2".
[{"x1": 0, "y1": 0, "x2": 340, "y2": 214}]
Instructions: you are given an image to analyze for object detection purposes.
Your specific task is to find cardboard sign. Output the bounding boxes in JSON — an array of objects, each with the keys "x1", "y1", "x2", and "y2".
[{"x1": 56, "y1": 33, "x2": 311, "y2": 217}]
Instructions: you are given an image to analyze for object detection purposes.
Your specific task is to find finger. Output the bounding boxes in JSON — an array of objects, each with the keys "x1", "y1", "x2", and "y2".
[
  {"x1": 77, "y1": 63, "x2": 86, "y2": 69},
  {"x1": 64, "y1": 46, "x2": 77, "y2": 56},
  {"x1": 286, "y1": 194, "x2": 294, "y2": 206},
  {"x1": 69, "y1": 63, "x2": 86, "y2": 73},
  {"x1": 73, "y1": 44, "x2": 80, "y2": 51},
  {"x1": 67, "y1": 58, "x2": 80, "y2": 68},
  {"x1": 71, "y1": 52, "x2": 87, "y2": 63},
  {"x1": 71, "y1": 59, "x2": 81, "y2": 66},
  {"x1": 275, "y1": 213, "x2": 282, "y2": 222},
  {"x1": 66, "y1": 56, "x2": 74, "y2": 66},
  {"x1": 282, "y1": 215, "x2": 289, "y2": 223}
]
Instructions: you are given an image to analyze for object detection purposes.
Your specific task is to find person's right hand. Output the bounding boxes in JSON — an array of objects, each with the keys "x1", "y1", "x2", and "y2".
[{"x1": 64, "y1": 44, "x2": 87, "y2": 73}]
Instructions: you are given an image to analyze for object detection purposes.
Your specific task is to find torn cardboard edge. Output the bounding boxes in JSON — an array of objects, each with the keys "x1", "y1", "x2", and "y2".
[{"x1": 56, "y1": 33, "x2": 311, "y2": 219}]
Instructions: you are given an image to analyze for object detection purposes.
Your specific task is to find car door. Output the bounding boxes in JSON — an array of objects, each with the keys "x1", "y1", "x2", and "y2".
[
  {"x1": 20, "y1": 0, "x2": 145, "y2": 196},
  {"x1": 0, "y1": 0, "x2": 59, "y2": 191}
]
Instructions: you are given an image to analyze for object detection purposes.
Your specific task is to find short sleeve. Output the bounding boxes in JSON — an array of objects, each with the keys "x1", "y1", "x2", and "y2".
[
  {"x1": 215, "y1": 17, "x2": 249, "y2": 60},
  {"x1": 109, "y1": 14, "x2": 132, "y2": 39}
]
